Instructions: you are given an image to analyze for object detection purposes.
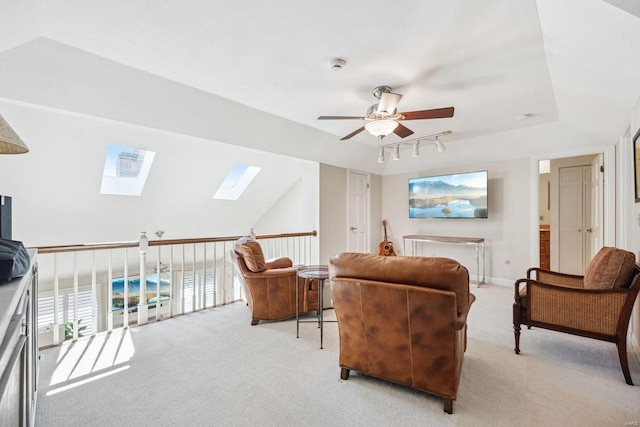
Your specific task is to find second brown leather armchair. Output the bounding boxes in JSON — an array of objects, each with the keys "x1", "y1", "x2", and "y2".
[{"x1": 329, "y1": 252, "x2": 475, "y2": 414}]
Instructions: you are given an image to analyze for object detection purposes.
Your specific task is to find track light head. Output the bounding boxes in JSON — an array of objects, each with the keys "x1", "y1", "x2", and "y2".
[
  {"x1": 435, "y1": 137, "x2": 446, "y2": 153},
  {"x1": 393, "y1": 145, "x2": 400, "y2": 160},
  {"x1": 412, "y1": 141, "x2": 420, "y2": 157}
]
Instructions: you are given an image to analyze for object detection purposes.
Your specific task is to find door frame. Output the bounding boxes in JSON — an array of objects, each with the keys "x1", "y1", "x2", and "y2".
[
  {"x1": 347, "y1": 169, "x2": 371, "y2": 253},
  {"x1": 530, "y1": 145, "x2": 615, "y2": 268}
]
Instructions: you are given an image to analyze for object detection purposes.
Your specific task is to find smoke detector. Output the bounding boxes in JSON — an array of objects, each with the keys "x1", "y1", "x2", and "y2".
[{"x1": 328, "y1": 58, "x2": 346, "y2": 71}]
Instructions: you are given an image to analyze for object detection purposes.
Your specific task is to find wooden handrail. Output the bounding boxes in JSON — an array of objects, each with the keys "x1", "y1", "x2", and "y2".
[{"x1": 33, "y1": 230, "x2": 318, "y2": 254}]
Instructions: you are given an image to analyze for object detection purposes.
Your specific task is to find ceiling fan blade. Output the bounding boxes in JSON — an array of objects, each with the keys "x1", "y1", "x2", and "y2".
[
  {"x1": 340, "y1": 127, "x2": 366, "y2": 140},
  {"x1": 318, "y1": 116, "x2": 366, "y2": 120},
  {"x1": 377, "y1": 92, "x2": 403, "y2": 115},
  {"x1": 393, "y1": 123, "x2": 414, "y2": 138},
  {"x1": 399, "y1": 107, "x2": 455, "y2": 120}
]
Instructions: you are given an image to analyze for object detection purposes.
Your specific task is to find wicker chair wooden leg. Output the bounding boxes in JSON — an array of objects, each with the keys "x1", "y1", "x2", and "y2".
[
  {"x1": 251, "y1": 319, "x2": 259, "y2": 326},
  {"x1": 617, "y1": 339, "x2": 634, "y2": 385},
  {"x1": 444, "y1": 398, "x2": 453, "y2": 414},
  {"x1": 340, "y1": 367, "x2": 350, "y2": 380},
  {"x1": 513, "y1": 304, "x2": 521, "y2": 354}
]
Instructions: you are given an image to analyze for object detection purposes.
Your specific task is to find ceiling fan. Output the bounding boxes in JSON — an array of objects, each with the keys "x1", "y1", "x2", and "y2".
[{"x1": 318, "y1": 86, "x2": 454, "y2": 140}]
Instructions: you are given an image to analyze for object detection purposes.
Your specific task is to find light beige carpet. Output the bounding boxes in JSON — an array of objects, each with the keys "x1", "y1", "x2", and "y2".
[{"x1": 36, "y1": 284, "x2": 640, "y2": 426}]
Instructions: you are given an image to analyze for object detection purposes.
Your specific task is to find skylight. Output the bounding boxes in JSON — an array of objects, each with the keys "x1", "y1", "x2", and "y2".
[
  {"x1": 100, "y1": 145, "x2": 156, "y2": 196},
  {"x1": 213, "y1": 164, "x2": 261, "y2": 200}
]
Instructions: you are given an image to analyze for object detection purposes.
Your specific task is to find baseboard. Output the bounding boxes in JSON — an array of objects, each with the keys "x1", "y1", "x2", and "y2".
[{"x1": 472, "y1": 277, "x2": 513, "y2": 287}]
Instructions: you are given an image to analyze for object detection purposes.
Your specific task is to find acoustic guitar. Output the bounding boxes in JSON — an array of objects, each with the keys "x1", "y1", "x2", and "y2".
[{"x1": 379, "y1": 220, "x2": 396, "y2": 256}]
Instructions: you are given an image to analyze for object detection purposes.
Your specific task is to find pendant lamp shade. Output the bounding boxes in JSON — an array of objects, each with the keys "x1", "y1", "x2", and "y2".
[{"x1": 0, "y1": 115, "x2": 29, "y2": 154}]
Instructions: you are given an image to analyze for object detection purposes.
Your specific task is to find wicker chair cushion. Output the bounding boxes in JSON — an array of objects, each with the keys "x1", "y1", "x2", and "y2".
[
  {"x1": 234, "y1": 237, "x2": 267, "y2": 272},
  {"x1": 584, "y1": 247, "x2": 636, "y2": 289}
]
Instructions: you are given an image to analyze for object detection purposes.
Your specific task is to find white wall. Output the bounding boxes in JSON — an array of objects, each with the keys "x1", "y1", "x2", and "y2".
[
  {"x1": 319, "y1": 164, "x2": 348, "y2": 264},
  {"x1": 253, "y1": 171, "x2": 318, "y2": 235},
  {"x1": 0, "y1": 103, "x2": 318, "y2": 247},
  {"x1": 318, "y1": 163, "x2": 383, "y2": 264},
  {"x1": 627, "y1": 96, "x2": 640, "y2": 358},
  {"x1": 382, "y1": 158, "x2": 531, "y2": 284}
]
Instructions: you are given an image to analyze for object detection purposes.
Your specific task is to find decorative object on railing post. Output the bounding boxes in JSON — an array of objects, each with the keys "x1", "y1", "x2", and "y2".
[
  {"x1": 250, "y1": 228, "x2": 256, "y2": 240},
  {"x1": 0, "y1": 115, "x2": 29, "y2": 154},
  {"x1": 138, "y1": 231, "x2": 149, "y2": 325},
  {"x1": 155, "y1": 231, "x2": 164, "y2": 321}
]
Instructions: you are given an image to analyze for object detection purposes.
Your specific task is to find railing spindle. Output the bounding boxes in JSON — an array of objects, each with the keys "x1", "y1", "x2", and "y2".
[
  {"x1": 73, "y1": 252, "x2": 79, "y2": 340},
  {"x1": 91, "y1": 250, "x2": 97, "y2": 336},
  {"x1": 108, "y1": 250, "x2": 113, "y2": 331},
  {"x1": 53, "y1": 253, "x2": 60, "y2": 345},
  {"x1": 123, "y1": 248, "x2": 129, "y2": 328}
]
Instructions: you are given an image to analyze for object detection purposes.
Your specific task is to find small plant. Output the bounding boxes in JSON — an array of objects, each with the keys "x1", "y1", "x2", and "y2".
[{"x1": 64, "y1": 319, "x2": 87, "y2": 341}]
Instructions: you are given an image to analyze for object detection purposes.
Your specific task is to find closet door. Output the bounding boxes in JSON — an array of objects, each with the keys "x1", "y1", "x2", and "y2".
[{"x1": 558, "y1": 166, "x2": 584, "y2": 274}]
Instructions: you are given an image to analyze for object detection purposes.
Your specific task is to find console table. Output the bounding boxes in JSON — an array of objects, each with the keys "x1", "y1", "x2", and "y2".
[{"x1": 403, "y1": 235, "x2": 485, "y2": 286}]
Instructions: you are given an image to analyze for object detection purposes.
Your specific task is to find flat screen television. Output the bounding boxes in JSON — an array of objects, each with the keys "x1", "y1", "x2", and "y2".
[{"x1": 409, "y1": 170, "x2": 488, "y2": 219}]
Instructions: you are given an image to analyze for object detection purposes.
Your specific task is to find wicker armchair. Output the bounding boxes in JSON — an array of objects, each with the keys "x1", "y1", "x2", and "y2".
[{"x1": 513, "y1": 247, "x2": 639, "y2": 385}]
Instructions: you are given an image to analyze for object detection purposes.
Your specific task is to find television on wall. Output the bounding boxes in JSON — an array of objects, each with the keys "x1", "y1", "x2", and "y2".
[{"x1": 409, "y1": 170, "x2": 488, "y2": 219}]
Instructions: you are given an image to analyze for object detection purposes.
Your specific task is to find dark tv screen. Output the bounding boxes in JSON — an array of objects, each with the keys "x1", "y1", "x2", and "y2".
[{"x1": 409, "y1": 170, "x2": 488, "y2": 219}]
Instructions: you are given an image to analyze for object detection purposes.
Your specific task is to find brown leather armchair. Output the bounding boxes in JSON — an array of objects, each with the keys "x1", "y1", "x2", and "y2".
[
  {"x1": 329, "y1": 252, "x2": 475, "y2": 414},
  {"x1": 513, "y1": 246, "x2": 639, "y2": 384},
  {"x1": 231, "y1": 237, "x2": 318, "y2": 325}
]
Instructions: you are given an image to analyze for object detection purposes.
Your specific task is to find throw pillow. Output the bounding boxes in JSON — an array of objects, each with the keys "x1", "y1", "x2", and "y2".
[
  {"x1": 584, "y1": 247, "x2": 636, "y2": 289},
  {"x1": 234, "y1": 237, "x2": 266, "y2": 272}
]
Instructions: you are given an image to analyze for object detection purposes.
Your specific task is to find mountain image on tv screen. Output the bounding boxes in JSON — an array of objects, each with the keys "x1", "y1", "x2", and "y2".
[{"x1": 409, "y1": 171, "x2": 488, "y2": 218}]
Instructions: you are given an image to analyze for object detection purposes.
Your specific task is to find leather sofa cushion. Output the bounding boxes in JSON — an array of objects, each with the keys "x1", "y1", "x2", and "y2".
[
  {"x1": 329, "y1": 252, "x2": 470, "y2": 316},
  {"x1": 584, "y1": 247, "x2": 636, "y2": 289},
  {"x1": 234, "y1": 237, "x2": 267, "y2": 272}
]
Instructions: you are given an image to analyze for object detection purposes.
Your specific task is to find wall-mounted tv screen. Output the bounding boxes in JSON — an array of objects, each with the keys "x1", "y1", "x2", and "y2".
[{"x1": 409, "y1": 170, "x2": 488, "y2": 219}]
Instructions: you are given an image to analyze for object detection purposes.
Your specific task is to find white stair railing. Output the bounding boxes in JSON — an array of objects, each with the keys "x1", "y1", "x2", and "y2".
[{"x1": 34, "y1": 230, "x2": 318, "y2": 347}]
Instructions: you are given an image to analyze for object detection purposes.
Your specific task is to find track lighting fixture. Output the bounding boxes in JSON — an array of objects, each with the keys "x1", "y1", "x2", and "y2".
[{"x1": 375, "y1": 130, "x2": 452, "y2": 163}]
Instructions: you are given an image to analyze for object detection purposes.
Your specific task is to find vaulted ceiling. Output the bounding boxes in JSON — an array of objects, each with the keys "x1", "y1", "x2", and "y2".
[{"x1": 1, "y1": 0, "x2": 639, "y2": 175}]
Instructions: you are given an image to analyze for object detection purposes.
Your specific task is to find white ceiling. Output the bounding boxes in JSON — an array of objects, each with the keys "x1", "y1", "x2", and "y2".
[{"x1": 0, "y1": 0, "x2": 639, "y2": 174}]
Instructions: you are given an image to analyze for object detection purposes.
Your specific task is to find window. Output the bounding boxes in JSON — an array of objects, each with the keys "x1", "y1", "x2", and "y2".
[
  {"x1": 38, "y1": 284, "x2": 102, "y2": 341},
  {"x1": 100, "y1": 145, "x2": 156, "y2": 196},
  {"x1": 213, "y1": 164, "x2": 261, "y2": 200}
]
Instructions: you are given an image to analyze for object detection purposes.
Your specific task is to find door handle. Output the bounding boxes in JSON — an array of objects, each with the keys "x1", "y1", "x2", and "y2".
[
  {"x1": 586, "y1": 228, "x2": 593, "y2": 232},
  {"x1": 577, "y1": 229, "x2": 582, "y2": 232},
  {"x1": 350, "y1": 226, "x2": 357, "y2": 231}
]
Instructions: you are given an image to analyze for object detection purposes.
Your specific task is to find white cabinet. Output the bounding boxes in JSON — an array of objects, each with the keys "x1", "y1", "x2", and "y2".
[{"x1": 0, "y1": 250, "x2": 38, "y2": 426}]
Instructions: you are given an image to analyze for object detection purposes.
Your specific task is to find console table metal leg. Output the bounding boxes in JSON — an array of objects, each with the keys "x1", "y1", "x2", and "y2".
[
  {"x1": 296, "y1": 275, "x2": 300, "y2": 338},
  {"x1": 319, "y1": 278, "x2": 324, "y2": 349},
  {"x1": 475, "y1": 243, "x2": 480, "y2": 286},
  {"x1": 482, "y1": 242, "x2": 486, "y2": 284}
]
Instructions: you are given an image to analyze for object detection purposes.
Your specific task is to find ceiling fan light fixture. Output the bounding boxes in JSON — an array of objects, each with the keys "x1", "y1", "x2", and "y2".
[{"x1": 365, "y1": 119, "x2": 399, "y2": 139}]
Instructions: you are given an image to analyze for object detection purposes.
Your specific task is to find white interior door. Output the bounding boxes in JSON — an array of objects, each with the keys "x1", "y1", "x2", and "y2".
[
  {"x1": 348, "y1": 171, "x2": 369, "y2": 253},
  {"x1": 587, "y1": 154, "x2": 604, "y2": 262},
  {"x1": 559, "y1": 166, "x2": 584, "y2": 274}
]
